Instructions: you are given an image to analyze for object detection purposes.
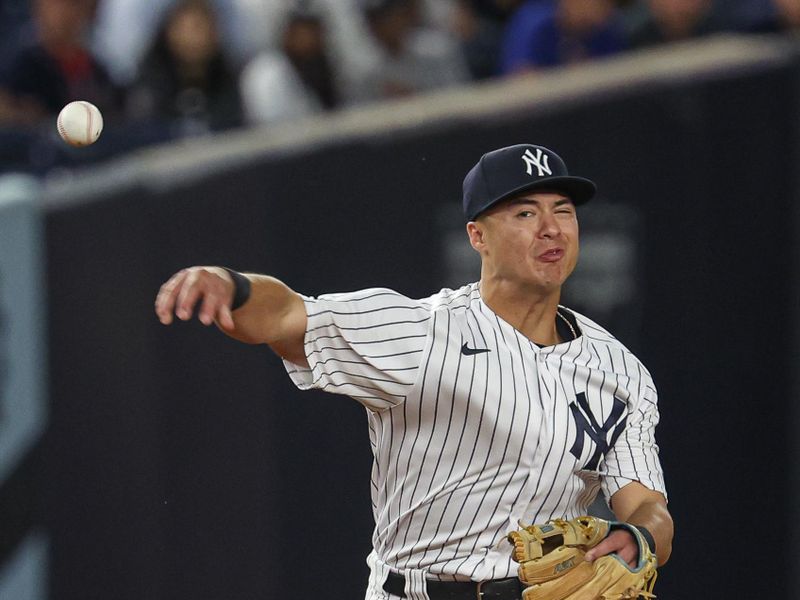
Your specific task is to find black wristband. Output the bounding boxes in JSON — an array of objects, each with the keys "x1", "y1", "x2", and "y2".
[
  {"x1": 634, "y1": 525, "x2": 657, "y2": 555},
  {"x1": 222, "y1": 268, "x2": 251, "y2": 310}
]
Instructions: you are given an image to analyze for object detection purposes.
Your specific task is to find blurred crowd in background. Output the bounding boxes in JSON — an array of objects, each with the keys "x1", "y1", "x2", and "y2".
[{"x1": 1, "y1": 0, "x2": 799, "y2": 175}]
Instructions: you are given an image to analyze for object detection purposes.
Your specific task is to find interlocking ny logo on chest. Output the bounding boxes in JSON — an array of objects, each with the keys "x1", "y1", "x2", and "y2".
[{"x1": 569, "y1": 392, "x2": 627, "y2": 470}]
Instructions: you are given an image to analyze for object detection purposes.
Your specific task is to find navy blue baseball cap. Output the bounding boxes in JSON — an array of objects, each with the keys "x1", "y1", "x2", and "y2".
[{"x1": 462, "y1": 144, "x2": 596, "y2": 221}]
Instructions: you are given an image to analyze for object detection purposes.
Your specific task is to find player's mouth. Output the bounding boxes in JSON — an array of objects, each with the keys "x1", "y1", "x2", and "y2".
[{"x1": 538, "y1": 248, "x2": 564, "y2": 262}]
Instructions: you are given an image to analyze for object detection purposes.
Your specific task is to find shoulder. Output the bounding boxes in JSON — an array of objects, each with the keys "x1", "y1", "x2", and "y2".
[
  {"x1": 422, "y1": 282, "x2": 479, "y2": 313},
  {"x1": 307, "y1": 283, "x2": 478, "y2": 315},
  {"x1": 568, "y1": 307, "x2": 654, "y2": 380},
  {"x1": 313, "y1": 287, "x2": 419, "y2": 307},
  {"x1": 568, "y1": 308, "x2": 616, "y2": 342}
]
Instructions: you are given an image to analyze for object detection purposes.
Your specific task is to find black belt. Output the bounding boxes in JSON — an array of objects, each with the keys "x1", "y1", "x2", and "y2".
[{"x1": 382, "y1": 571, "x2": 522, "y2": 600}]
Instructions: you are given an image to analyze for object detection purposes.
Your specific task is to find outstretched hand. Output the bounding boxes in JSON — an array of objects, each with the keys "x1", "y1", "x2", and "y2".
[{"x1": 155, "y1": 266, "x2": 236, "y2": 330}]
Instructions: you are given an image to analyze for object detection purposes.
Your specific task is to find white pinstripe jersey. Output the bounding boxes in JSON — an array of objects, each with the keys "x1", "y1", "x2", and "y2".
[{"x1": 284, "y1": 282, "x2": 666, "y2": 582}]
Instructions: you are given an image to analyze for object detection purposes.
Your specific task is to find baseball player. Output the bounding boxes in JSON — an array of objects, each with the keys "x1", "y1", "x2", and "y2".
[{"x1": 155, "y1": 143, "x2": 674, "y2": 600}]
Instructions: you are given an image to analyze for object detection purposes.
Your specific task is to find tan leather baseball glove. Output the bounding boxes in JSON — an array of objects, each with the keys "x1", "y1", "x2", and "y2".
[{"x1": 507, "y1": 515, "x2": 657, "y2": 600}]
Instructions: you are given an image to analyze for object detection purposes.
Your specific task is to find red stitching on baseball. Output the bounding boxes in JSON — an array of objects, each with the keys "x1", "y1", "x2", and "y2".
[{"x1": 83, "y1": 102, "x2": 92, "y2": 146}]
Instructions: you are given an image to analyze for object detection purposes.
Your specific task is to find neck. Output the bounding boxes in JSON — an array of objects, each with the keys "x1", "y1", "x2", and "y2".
[{"x1": 479, "y1": 278, "x2": 563, "y2": 346}]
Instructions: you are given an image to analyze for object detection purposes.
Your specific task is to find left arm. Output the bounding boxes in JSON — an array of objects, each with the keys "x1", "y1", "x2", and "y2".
[
  {"x1": 588, "y1": 361, "x2": 672, "y2": 568},
  {"x1": 585, "y1": 481, "x2": 674, "y2": 567}
]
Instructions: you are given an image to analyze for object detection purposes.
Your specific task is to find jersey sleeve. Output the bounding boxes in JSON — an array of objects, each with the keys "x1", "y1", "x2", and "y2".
[
  {"x1": 599, "y1": 373, "x2": 668, "y2": 501},
  {"x1": 283, "y1": 288, "x2": 432, "y2": 411}
]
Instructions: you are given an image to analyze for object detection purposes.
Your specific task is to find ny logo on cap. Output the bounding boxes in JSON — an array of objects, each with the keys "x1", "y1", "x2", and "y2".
[{"x1": 522, "y1": 148, "x2": 552, "y2": 177}]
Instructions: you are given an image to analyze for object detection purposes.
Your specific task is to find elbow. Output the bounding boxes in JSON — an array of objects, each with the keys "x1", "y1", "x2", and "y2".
[
  {"x1": 656, "y1": 513, "x2": 674, "y2": 567},
  {"x1": 657, "y1": 541, "x2": 672, "y2": 566}
]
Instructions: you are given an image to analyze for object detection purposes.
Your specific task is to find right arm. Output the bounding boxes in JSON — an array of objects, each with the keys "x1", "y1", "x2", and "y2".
[{"x1": 154, "y1": 266, "x2": 308, "y2": 367}]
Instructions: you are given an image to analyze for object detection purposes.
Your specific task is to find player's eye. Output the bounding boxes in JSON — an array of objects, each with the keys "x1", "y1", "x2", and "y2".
[{"x1": 517, "y1": 210, "x2": 535, "y2": 218}]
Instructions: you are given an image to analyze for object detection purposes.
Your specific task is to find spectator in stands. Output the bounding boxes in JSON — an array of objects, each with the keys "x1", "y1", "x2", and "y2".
[
  {"x1": 125, "y1": 0, "x2": 243, "y2": 136},
  {"x1": 355, "y1": 0, "x2": 470, "y2": 100},
  {"x1": 240, "y1": 0, "x2": 341, "y2": 126},
  {"x1": 500, "y1": 0, "x2": 627, "y2": 74},
  {"x1": 0, "y1": 0, "x2": 121, "y2": 126},
  {"x1": 0, "y1": 0, "x2": 32, "y2": 75},
  {"x1": 622, "y1": 0, "x2": 721, "y2": 48},
  {"x1": 450, "y1": 0, "x2": 523, "y2": 79},
  {"x1": 768, "y1": 0, "x2": 800, "y2": 30},
  {"x1": 92, "y1": 0, "x2": 259, "y2": 86},
  {"x1": 735, "y1": 0, "x2": 800, "y2": 33}
]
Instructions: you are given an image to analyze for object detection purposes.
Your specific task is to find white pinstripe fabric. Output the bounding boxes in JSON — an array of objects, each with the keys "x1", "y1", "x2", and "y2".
[
  {"x1": 366, "y1": 551, "x2": 393, "y2": 600},
  {"x1": 285, "y1": 282, "x2": 666, "y2": 592},
  {"x1": 404, "y1": 568, "x2": 431, "y2": 600}
]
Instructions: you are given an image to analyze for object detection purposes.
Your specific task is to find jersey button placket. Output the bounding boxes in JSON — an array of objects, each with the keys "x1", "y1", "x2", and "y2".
[{"x1": 516, "y1": 346, "x2": 552, "y2": 520}]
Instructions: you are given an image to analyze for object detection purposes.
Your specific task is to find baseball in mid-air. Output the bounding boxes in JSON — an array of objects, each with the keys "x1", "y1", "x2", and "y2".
[{"x1": 57, "y1": 100, "x2": 103, "y2": 147}]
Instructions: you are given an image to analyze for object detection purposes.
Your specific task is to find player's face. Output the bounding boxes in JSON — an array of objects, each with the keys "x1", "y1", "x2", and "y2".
[{"x1": 468, "y1": 191, "x2": 579, "y2": 292}]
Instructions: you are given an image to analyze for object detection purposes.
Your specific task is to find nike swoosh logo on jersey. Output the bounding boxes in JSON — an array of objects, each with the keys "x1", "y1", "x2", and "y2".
[{"x1": 461, "y1": 343, "x2": 491, "y2": 356}]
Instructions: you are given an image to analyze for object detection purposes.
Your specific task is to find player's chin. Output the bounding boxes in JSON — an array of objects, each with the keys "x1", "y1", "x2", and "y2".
[
  {"x1": 530, "y1": 266, "x2": 570, "y2": 288},
  {"x1": 546, "y1": 259, "x2": 577, "y2": 283},
  {"x1": 525, "y1": 275, "x2": 565, "y2": 292}
]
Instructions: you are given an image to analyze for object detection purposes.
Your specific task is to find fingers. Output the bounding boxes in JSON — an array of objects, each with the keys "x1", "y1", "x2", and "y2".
[
  {"x1": 155, "y1": 267, "x2": 234, "y2": 327},
  {"x1": 196, "y1": 291, "x2": 230, "y2": 327},
  {"x1": 175, "y1": 270, "x2": 205, "y2": 321},
  {"x1": 617, "y1": 544, "x2": 638, "y2": 568},
  {"x1": 585, "y1": 529, "x2": 639, "y2": 567},
  {"x1": 216, "y1": 304, "x2": 235, "y2": 331},
  {"x1": 155, "y1": 269, "x2": 189, "y2": 325}
]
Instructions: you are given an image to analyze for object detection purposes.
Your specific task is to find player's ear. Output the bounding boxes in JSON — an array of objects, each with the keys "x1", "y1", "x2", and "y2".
[{"x1": 466, "y1": 221, "x2": 485, "y2": 252}]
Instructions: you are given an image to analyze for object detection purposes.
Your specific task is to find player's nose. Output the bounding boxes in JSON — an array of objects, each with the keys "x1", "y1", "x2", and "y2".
[{"x1": 537, "y1": 211, "x2": 561, "y2": 238}]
